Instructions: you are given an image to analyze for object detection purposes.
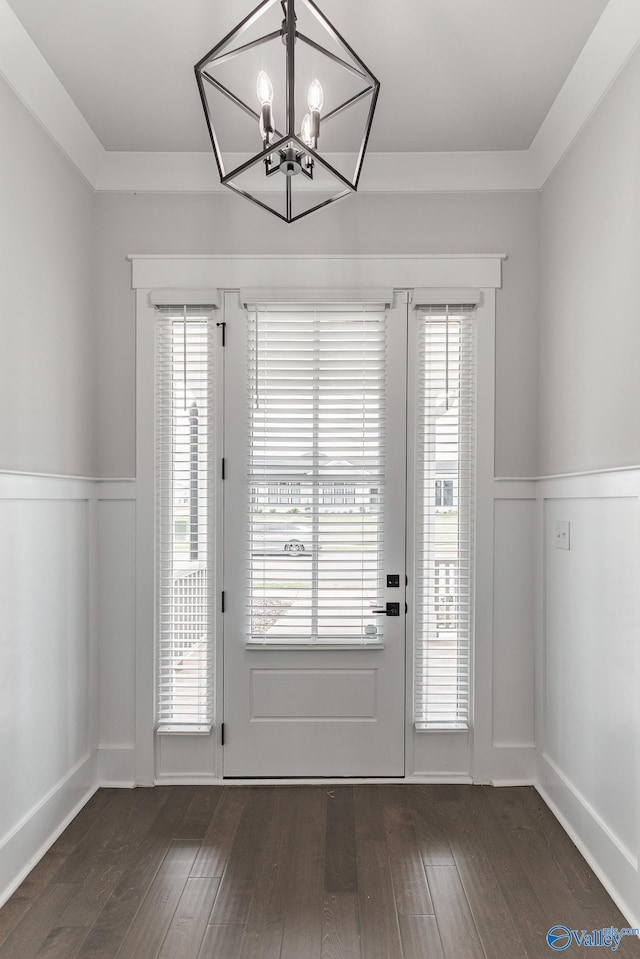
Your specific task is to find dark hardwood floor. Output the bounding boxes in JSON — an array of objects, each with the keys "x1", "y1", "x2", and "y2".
[{"x1": 0, "y1": 785, "x2": 638, "y2": 959}]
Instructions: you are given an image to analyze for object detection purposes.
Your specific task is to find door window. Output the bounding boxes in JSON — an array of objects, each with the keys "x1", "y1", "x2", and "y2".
[{"x1": 247, "y1": 307, "x2": 386, "y2": 646}]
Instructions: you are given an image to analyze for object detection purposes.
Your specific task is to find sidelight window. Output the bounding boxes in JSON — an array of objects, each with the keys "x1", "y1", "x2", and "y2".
[
  {"x1": 155, "y1": 308, "x2": 215, "y2": 730},
  {"x1": 414, "y1": 305, "x2": 476, "y2": 729}
]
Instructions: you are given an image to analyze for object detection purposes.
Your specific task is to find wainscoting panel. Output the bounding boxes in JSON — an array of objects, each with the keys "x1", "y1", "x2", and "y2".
[
  {"x1": 97, "y1": 496, "x2": 136, "y2": 785},
  {"x1": 536, "y1": 468, "x2": 640, "y2": 928},
  {"x1": 0, "y1": 473, "x2": 98, "y2": 906},
  {"x1": 471, "y1": 482, "x2": 536, "y2": 784},
  {"x1": 492, "y1": 497, "x2": 536, "y2": 748},
  {"x1": 4, "y1": 464, "x2": 637, "y2": 930}
]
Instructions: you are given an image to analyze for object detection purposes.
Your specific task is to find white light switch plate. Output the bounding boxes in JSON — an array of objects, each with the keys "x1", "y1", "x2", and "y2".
[{"x1": 555, "y1": 520, "x2": 570, "y2": 550}]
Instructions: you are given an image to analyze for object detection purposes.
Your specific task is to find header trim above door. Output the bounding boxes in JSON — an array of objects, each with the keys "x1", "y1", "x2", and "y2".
[{"x1": 127, "y1": 254, "x2": 504, "y2": 294}]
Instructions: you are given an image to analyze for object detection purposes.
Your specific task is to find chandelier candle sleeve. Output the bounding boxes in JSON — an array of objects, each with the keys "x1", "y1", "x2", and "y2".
[
  {"x1": 307, "y1": 78, "x2": 323, "y2": 145},
  {"x1": 256, "y1": 70, "x2": 275, "y2": 143},
  {"x1": 300, "y1": 112, "x2": 313, "y2": 147}
]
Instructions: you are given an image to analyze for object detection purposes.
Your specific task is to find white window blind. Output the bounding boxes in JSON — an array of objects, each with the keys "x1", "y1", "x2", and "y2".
[
  {"x1": 414, "y1": 305, "x2": 476, "y2": 729},
  {"x1": 247, "y1": 305, "x2": 386, "y2": 645},
  {"x1": 155, "y1": 308, "x2": 215, "y2": 731}
]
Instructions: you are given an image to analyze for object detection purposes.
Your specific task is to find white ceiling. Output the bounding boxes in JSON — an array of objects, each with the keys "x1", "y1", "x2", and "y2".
[{"x1": 6, "y1": 0, "x2": 609, "y2": 154}]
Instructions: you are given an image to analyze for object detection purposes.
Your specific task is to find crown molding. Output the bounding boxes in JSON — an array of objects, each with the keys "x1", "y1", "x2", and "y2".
[
  {"x1": 95, "y1": 149, "x2": 537, "y2": 193},
  {"x1": 0, "y1": 0, "x2": 104, "y2": 185},
  {"x1": 2, "y1": 0, "x2": 639, "y2": 195},
  {"x1": 529, "y1": 0, "x2": 640, "y2": 185}
]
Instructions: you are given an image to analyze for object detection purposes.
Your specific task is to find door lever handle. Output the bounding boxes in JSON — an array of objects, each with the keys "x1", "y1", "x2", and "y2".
[{"x1": 371, "y1": 603, "x2": 400, "y2": 617}]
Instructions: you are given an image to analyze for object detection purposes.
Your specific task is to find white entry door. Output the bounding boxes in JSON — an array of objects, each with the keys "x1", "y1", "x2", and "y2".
[{"x1": 222, "y1": 292, "x2": 407, "y2": 777}]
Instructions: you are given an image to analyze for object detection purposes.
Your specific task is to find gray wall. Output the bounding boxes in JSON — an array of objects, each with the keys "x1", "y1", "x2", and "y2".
[
  {"x1": 94, "y1": 190, "x2": 539, "y2": 478},
  {"x1": 535, "y1": 49, "x2": 640, "y2": 924},
  {"x1": 0, "y1": 79, "x2": 96, "y2": 477},
  {"x1": 0, "y1": 81, "x2": 97, "y2": 903},
  {"x1": 539, "y1": 47, "x2": 640, "y2": 475}
]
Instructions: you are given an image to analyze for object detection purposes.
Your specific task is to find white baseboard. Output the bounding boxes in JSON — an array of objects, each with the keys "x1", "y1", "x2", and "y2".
[
  {"x1": 472, "y1": 745, "x2": 537, "y2": 785},
  {"x1": 406, "y1": 774, "x2": 474, "y2": 785},
  {"x1": 97, "y1": 745, "x2": 136, "y2": 788},
  {"x1": 152, "y1": 774, "x2": 475, "y2": 786},
  {"x1": 0, "y1": 752, "x2": 98, "y2": 908},
  {"x1": 536, "y1": 757, "x2": 640, "y2": 931},
  {"x1": 490, "y1": 779, "x2": 536, "y2": 787}
]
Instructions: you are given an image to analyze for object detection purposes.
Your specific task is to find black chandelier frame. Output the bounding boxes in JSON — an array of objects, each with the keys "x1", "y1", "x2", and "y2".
[{"x1": 194, "y1": 0, "x2": 380, "y2": 223}]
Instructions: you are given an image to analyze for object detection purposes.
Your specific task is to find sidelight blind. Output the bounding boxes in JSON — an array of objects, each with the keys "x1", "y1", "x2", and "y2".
[
  {"x1": 414, "y1": 305, "x2": 476, "y2": 729},
  {"x1": 155, "y1": 308, "x2": 215, "y2": 730},
  {"x1": 247, "y1": 305, "x2": 386, "y2": 645}
]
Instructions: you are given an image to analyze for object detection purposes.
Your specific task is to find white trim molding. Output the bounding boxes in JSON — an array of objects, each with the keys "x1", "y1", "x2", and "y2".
[
  {"x1": 0, "y1": 0, "x2": 104, "y2": 186},
  {"x1": 128, "y1": 254, "x2": 504, "y2": 293},
  {"x1": 536, "y1": 778, "x2": 640, "y2": 932},
  {"x1": 0, "y1": 755, "x2": 97, "y2": 909},
  {"x1": 96, "y1": 149, "x2": 539, "y2": 194},
  {"x1": 152, "y1": 775, "x2": 475, "y2": 787},
  {"x1": 535, "y1": 465, "x2": 640, "y2": 930},
  {"x1": 2, "y1": 0, "x2": 639, "y2": 193},
  {"x1": 0, "y1": 468, "x2": 138, "y2": 905},
  {"x1": 97, "y1": 746, "x2": 136, "y2": 788},
  {"x1": 529, "y1": 0, "x2": 640, "y2": 186},
  {"x1": 0, "y1": 470, "x2": 100, "y2": 907},
  {"x1": 131, "y1": 253, "x2": 531, "y2": 787}
]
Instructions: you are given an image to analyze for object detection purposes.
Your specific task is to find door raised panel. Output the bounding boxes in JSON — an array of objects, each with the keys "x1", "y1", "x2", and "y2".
[{"x1": 250, "y1": 668, "x2": 377, "y2": 720}]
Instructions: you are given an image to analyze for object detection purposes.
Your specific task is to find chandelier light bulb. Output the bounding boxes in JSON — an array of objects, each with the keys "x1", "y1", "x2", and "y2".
[
  {"x1": 256, "y1": 70, "x2": 274, "y2": 106},
  {"x1": 307, "y1": 78, "x2": 324, "y2": 112}
]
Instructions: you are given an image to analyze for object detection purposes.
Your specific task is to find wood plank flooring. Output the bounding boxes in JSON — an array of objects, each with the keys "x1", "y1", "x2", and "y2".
[{"x1": 0, "y1": 785, "x2": 638, "y2": 959}]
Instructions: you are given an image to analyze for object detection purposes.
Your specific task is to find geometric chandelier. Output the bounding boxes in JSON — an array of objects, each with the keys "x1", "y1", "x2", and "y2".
[{"x1": 195, "y1": 0, "x2": 380, "y2": 223}]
